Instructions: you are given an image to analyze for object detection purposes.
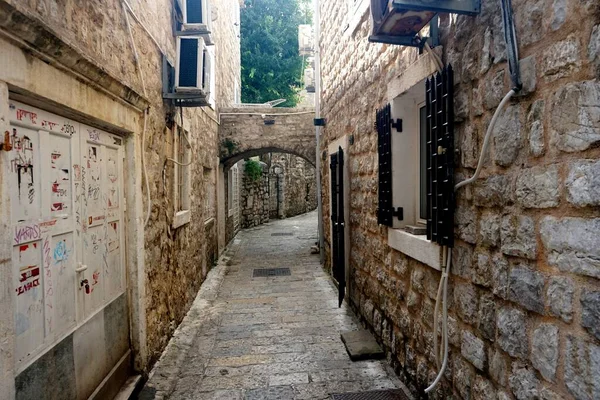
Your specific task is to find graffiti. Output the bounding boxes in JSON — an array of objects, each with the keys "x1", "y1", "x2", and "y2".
[
  {"x1": 16, "y1": 265, "x2": 40, "y2": 296},
  {"x1": 88, "y1": 129, "x2": 100, "y2": 142},
  {"x1": 53, "y1": 240, "x2": 69, "y2": 262},
  {"x1": 61, "y1": 122, "x2": 76, "y2": 136},
  {"x1": 90, "y1": 233, "x2": 100, "y2": 254},
  {"x1": 39, "y1": 220, "x2": 57, "y2": 233},
  {"x1": 73, "y1": 164, "x2": 81, "y2": 181},
  {"x1": 43, "y1": 237, "x2": 54, "y2": 331},
  {"x1": 87, "y1": 185, "x2": 100, "y2": 201},
  {"x1": 16, "y1": 109, "x2": 37, "y2": 124},
  {"x1": 41, "y1": 120, "x2": 59, "y2": 131},
  {"x1": 92, "y1": 270, "x2": 100, "y2": 286},
  {"x1": 10, "y1": 129, "x2": 37, "y2": 209},
  {"x1": 14, "y1": 224, "x2": 41, "y2": 244}
]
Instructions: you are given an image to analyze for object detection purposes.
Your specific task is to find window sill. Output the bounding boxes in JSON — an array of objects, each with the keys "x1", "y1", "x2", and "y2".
[
  {"x1": 172, "y1": 210, "x2": 191, "y2": 229},
  {"x1": 388, "y1": 228, "x2": 442, "y2": 271}
]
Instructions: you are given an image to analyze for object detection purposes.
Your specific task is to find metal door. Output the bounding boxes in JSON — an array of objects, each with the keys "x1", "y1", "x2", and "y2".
[
  {"x1": 79, "y1": 124, "x2": 126, "y2": 320},
  {"x1": 8, "y1": 101, "x2": 126, "y2": 368},
  {"x1": 330, "y1": 147, "x2": 346, "y2": 307},
  {"x1": 9, "y1": 101, "x2": 79, "y2": 365}
]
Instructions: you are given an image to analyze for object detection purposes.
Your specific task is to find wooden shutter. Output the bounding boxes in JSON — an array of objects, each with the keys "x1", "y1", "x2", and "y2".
[
  {"x1": 426, "y1": 65, "x2": 455, "y2": 247},
  {"x1": 376, "y1": 104, "x2": 393, "y2": 226}
]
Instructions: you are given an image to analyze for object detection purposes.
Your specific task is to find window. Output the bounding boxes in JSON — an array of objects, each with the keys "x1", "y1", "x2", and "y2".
[
  {"x1": 228, "y1": 168, "x2": 234, "y2": 216},
  {"x1": 418, "y1": 104, "x2": 427, "y2": 223},
  {"x1": 172, "y1": 127, "x2": 191, "y2": 228},
  {"x1": 204, "y1": 167, "x2": 216, "y2": 222},
  {"x1": 379, "y1": 51, "x2": 454, "y2": 269},
  {"x1": 232, "y1": 163, "x2": 240, "y2": 229}
]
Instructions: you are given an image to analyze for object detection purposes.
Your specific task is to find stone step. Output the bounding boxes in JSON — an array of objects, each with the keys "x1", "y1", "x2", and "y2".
[{"x1": 340, "y1": 330, "x2": 385, "y2": 361}]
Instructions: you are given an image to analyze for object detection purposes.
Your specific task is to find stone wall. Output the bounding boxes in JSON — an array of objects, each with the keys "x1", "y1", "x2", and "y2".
[
  {"x1": 319, "y1": 1, "x2": 600, "y2": 399},
  {"x1": 265, "y1": 153, "x2": 318, "y2": 219},
  {"x1": 241, "y1": 161, "x2": 270, "y2": 229},
  {"x1": 0, "y1": 0, "x2": 241, "y2": 378},
  {"x1": 219, "y1": 107, "x2": 316, "y2": 167}
]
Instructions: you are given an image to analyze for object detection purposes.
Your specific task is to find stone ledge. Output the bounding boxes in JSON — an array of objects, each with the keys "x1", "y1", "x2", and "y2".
[{"x1": 387, "y1": 228, "x2": 442, "y2": 270}]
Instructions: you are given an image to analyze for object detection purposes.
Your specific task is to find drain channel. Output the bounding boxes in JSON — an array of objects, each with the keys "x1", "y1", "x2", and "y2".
[
  {"x1": 252, "y1": 268, "x2": 291, "y2": 277},
  {"x1": 271, "y1": 232, "x2": 294, "y2": 236},
  {"x1": 331, "y1": 389, "x2": 410, "y2": 400}
]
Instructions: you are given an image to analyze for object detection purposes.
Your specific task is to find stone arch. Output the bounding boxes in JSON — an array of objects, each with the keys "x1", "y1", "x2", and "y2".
[
  {"x1": 218, "y1": 107, "x2": 316, "y2": 169},
  {"x1": 221, "y1": 147, "x2": 315, "y2": 169}
]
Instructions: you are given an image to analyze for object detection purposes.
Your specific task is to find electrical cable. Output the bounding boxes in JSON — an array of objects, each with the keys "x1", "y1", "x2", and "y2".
[
  {"x1": 427, "y1": 0, "x2": 522, "y2": 390},
  {"x1": 500, "y1": 0, "x2": 522, "y2": 90},
  {"x1": 454, "y1": 89, "x2": 515, "y2": 191},
  {"x1": 425, "y1": 248, "x2": 451, "y2": 393},
  {"x1": 122, "y1": 0, "x2": 152, "y2": 228}
]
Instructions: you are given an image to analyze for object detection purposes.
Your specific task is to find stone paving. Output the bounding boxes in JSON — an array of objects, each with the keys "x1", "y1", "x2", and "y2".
[{"x1": 138, "y1": 211, "x2": 408, "y2": 400}]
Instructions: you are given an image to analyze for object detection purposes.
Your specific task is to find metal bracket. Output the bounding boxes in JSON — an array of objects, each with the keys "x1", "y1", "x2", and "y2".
[
  {"x1": 393, "y1": 207, "x2": 404, "y2": 221},
  {"x1": 314, "y1": 118, "x2": 326, "y2": 126},
  {"x1": 391, "y1": 119, "x2": 402, "y2": 132}
]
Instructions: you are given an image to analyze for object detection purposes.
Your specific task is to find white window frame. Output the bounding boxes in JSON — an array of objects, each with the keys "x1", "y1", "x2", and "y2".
[
  {"x1": 175, "y1": 36, "x2": 206, "y2": 92},
  {"x1": 385, "y1": 49, "x2": 444, "y2": 270},
  {"x1": 416, "y1": 100, "x2": 427, "y2": 226},
  {"x1": 204, "y1": 167, "x2": 216, "y2": 222},
  {"x1": 172, "y1": 126, "x2": 191, "y2": 229},
  {"x1": 227, "y1": 168, "x2": 234, "y2": 217}
]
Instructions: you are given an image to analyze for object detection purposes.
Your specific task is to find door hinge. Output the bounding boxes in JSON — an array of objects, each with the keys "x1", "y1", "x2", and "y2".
[
  {"x1": 391, "y1": 119, "x2": 402, "y2": 132},
  {"x1": 393, "y1": 207, "x2": 403, "y2": 220}
]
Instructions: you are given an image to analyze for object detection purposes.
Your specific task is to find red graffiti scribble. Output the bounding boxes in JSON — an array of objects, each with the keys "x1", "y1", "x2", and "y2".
[
  {"x1": 51, "y1": 203, "x2": 64, "y2": 211},
  {"x1": 16, "y1": 278, "x2": 40, "y2": 296},
  {"x1": 19, "y1": 266, "x2": 40, "y2": 283},
  {"x1": 19, "y1": 244, "x2": 29, "y2": 252},
  {"x1": 42, "y1": 120, "x2": 59, "y2": 130},
  {"x1": 16, "y1": 109, "x2": 37, "y2": 124}
]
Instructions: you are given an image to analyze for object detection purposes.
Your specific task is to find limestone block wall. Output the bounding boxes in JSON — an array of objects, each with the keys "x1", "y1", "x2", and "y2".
[
  {"x1": 319, "y1": 0, "x2": 600, "y2": 398},
  {"x1": 0, "y1": 0, "x2": 241, "y2": 375},
  {"x1": 266, "y1": 153, "x2": 318, "y2": 219},
  {"x1": 241, "y1": 162, "x2": 270, "y2": 229},
  {"x1": 219, "y1": 107, "x2": 316, "y2": 167}
]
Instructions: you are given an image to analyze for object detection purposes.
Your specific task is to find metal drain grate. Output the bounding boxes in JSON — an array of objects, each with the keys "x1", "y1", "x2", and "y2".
[
  {"x1": 331, "y1": 389, "x2": 410, "y2": 400},
  {"x1": 253, "y1": 268, "x2": 291, "y2": 277},
  {"x1": 271, "y1": 232, "x2": 294, "y2": 236}
]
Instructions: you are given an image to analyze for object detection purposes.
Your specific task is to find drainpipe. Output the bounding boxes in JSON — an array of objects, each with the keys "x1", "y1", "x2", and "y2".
[{"x1": 314, "y1": 0, "x2": 325, "y2": 263}]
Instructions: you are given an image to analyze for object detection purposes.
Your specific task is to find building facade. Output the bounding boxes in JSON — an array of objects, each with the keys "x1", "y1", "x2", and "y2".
[
  {"x1": 0, "y1": 0, "x2": 241, "y2": 397},
  {"x1": 319, "y1": 0, "x2": 599, "y2": 399}
]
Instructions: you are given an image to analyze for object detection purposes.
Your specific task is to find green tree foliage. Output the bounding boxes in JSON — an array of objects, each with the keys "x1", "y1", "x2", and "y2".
[{"x1": 241, "y1": 0, "x2": 312, "y2": 107}]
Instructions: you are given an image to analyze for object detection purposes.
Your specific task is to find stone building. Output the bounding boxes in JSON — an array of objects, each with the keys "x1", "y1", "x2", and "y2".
[
  {"x1": 317, "y1": 1, "x2": 599, "y2": 399},
  {"x1": 0, "y1": 0, "x2": 241, "y2": 398}
]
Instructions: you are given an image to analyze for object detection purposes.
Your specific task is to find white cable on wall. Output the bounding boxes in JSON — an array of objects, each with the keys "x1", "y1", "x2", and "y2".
[{"x1": 122, "y1": 0, "x2": 151, "y2": 228}]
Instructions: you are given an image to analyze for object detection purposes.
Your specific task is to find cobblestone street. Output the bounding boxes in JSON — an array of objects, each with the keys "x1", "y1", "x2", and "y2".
[{"x1": 138, "y1": 211, "x2": 405, "y2": 399}]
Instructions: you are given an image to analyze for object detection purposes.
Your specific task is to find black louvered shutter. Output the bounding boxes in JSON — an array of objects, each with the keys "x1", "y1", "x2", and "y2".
[
  {"x1": 330, "y1": 153, "x2": 339, "y2": 278},
  {"x1": 426, "y1": 65, "x2": 455, "y2": 247},
  {"x1": 376, "y1": 104, "x2": 393, "y2": 226}
]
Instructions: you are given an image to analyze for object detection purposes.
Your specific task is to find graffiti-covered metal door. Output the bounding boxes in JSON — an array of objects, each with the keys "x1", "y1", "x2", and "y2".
[
  {"x1": 8, "y1": 101, "x2": 126, "y2": 370},
  {"x1": 79, "y1": 125, "x2": 126, "y2": 320},
  {"x1": 9, "y1": 101, "x2": 79, "y2": 365}
]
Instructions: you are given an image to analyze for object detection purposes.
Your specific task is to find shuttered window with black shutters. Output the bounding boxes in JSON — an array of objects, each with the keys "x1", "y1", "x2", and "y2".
[
  {"x1": 425, "y1": 66, "x2": 455, "y2": 247},
  {"x1": 376, "y1": 104, "x2": 393, "y2": 227}
]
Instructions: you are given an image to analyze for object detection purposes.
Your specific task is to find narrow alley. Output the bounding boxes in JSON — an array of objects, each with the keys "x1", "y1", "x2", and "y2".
[{"x1": 138, "y1": 211, "x2": 407, "y2": 400}]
